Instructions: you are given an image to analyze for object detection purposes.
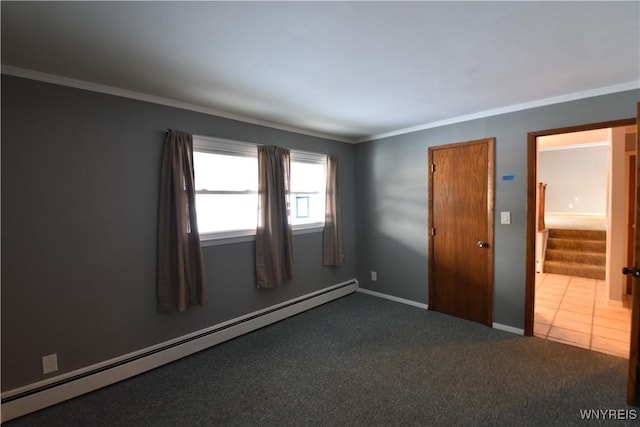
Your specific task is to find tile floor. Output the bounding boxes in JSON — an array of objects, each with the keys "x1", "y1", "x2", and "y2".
[{"x1": 534, "y1": 273, "x2": 632, "y2": 358}]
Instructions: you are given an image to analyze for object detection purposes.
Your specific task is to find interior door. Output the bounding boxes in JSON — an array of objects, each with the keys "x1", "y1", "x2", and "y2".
[
  {"x1": 626, "y1": 103, "x2": 640, "y2": 405},
  {"x1": 428, "y1": 138, "x2": 494, "y2": 325}
]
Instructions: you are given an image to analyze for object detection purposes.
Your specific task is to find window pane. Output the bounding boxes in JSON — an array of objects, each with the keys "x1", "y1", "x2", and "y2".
[
  {"x1": 290, "y1": 161, "x2": 325, "y2": 193},
  {"x1": 194, "y1": 152, "x2": 257, "y2": 192},
  {"x1": 291, "y1": 192, "x2": 325, "y2": 225},
  {"x1": 195, "y1": 194, "x2": 258, "y2": 233}
]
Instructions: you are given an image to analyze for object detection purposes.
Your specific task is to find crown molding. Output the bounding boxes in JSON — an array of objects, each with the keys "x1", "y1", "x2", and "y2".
[
  {"x1": 3, "y1": 65, "x2": 637, "y2": 145},
  {"x1": 357, "y1": 81, "x2": 640, "y2": 143},
  {"x1": 0, "y1": 65, "x2": 355, "y2": 144}
]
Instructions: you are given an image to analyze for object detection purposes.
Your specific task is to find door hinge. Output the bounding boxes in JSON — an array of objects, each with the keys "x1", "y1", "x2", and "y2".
[
  {"x1": 431, "y1": 164, "x2": 435, "y2": 173},
  {"x1": 431, "y1": 228, "x2": 436, "y2": 236}
]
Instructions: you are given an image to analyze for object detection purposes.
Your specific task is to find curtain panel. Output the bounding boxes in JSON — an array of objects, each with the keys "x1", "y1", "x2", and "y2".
[
  {"x1": 322, "y1": 154, "x2": 345, "y2": 266},
  {"x1": 256, "y1": 145, "x2": 294, "y2": 288},
  {"x1": 157, "y1": 130, "x2": 206, "y2": 312}
]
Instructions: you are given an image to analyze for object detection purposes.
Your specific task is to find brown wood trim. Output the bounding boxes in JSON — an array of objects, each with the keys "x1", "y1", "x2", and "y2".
[
  {"x1": 486, "y1": 137, "x2": 495, "y2": 325},
  {"x1": 627, "y1": 154, "x2": 636, "y2": 295},
  {"x1": 525, "y1": 117, "x2": 636, "y2": 337},
  {"x1": 628, "y1": 102, "x2": 640, "y2": 405},
  {"x1": 427, "y1": 148, "x2": 435, "y2": 310},
  {"x1": 428, "y1": 137, "x2": 493, "y2": 151},
  {"x1": 529, "y1": 118, "x2": 636, "y2": 138},
  {"x1": 525, "y1": 133, "x2": 537, "y2": 336}
]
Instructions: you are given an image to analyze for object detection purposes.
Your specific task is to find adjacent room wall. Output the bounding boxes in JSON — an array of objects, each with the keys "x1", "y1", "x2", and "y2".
[
  {"x1": 355, "y1": 90, "x2": 639, "y2": 329},
  {"x1": 0, "y1": 75, "x2": 357, "y2": 391},
  {"x1": 538, "y1": 145, "x2": 609, "y2": 214}
]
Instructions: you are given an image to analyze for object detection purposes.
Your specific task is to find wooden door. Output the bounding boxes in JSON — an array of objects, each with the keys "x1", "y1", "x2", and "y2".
[
  {"x1": 428, "y1": 138, "x2": 494, "y2": 325},
  {"x1": 627, "y1": 103, "x2": 640, "y2": 405}
]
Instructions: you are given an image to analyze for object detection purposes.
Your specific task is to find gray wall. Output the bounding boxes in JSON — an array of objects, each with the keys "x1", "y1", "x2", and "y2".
[
  {"x1": 1, "y1": 75, "x2": 356, "y2": 391},
  {"x1": 538, "y1": 145, "x2": 609, "y2": 214},
  {"x1": 355, "y1": 90, "x2": 639, "y2": 328}
]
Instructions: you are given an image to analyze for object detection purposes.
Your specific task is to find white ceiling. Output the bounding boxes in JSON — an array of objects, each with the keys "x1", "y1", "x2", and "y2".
[{"x1": 2, "y1": 1, "x2": 639, "y2": 143}]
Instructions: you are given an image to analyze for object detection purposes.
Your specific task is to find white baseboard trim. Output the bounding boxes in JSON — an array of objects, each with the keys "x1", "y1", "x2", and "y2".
[
  {"x1": 492, "y1": 322, "x2": 525, "y2": 336},
  {"x1": 358, "y1": 288, "x2": 523, "y2": 336},
  {"x1": 0, "y1": 279, "x2": 358, "y2": 423},
  {"x1": 357, "y1": 287, "x2": 429, "y2": 310}
]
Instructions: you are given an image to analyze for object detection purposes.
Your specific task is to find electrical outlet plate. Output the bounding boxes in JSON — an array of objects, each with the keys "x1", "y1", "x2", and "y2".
[
  {"x1": 42, "y1": 353, "x2": 58, "y2": 374},
  {"x1": 371, "y1": 271, "x2": 377, "y2": 281}
]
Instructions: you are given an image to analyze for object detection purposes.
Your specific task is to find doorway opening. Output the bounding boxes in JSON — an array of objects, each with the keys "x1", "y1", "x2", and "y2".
[{"x1": 525, "y1": 120, "x2": 637, "y2": 359}]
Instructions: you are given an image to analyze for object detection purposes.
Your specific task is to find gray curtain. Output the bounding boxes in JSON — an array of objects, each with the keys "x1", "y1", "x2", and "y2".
[
  {"x1": 157, "y1": 130, "x2": 206, "y2": 312},
  {"x1": 323, "y1": 154, "x2": 345, "y2": 266},
  {"x1": 256, "y1": 145, "x2": 294, "y2": 288}
]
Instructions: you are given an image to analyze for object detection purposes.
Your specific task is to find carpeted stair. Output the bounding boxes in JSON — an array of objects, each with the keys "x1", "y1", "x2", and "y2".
[{"x1": 544, "y1": 228, "x2": 606, "y2": 280}]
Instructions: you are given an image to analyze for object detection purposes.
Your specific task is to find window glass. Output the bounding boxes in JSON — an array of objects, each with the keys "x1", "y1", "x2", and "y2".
[{"x1": 193, "y1": 135, "x2": 326, "y2": 240}]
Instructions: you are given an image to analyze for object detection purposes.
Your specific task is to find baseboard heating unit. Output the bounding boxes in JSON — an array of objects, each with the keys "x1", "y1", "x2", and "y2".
[{"x1": 1, "y1": 279, "x2": 358, "y2": 422}]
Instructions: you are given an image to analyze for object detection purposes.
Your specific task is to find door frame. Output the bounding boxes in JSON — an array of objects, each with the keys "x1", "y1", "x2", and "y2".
[
  {"x1": 524, "y1": 118, "x2": 637, "y2": 337},
  {"x1": 428, "y1": 137, "x2": 495, "y2": 326},
  {"x1": 628, "y1": 102, "x2": 640, "y2": 405}
]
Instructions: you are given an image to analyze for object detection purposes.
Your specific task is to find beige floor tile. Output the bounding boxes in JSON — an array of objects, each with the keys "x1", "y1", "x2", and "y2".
[
  {"x1": 558, "y1": 300, "x2": 593, "y2": 315},
  {"x1": 535, "y1": 296, "x2": 561, "y2": 310},
  {"x1": 569, "y1": 276, "x2": 598, "y2": 287},
  {"x1": 547, "y1": 326, "x2": 591, "y2": 349},
  {"x1": 592, "y1": 324, "x2": 631, "y2": 342},
  {"x1": 543, "y1": 274, "x2": 572, "y2": 285},
  {"x1": 592, "y1": 315, "x2": 631, "y2": 332},
  {"x1": 595, "y1": 298, "x2": 630, "y2": 308},
  {"x1": 537, "y1": 286, "x2": 565, "y2": 297},
  {"x1": 568, "y1": 283, "x2": 596, "y2": 292},
  {"x1": 551, "y1": 316, "x2": 592, "y2": 334},
  {"x1": 563, "y1": 298, "x2": 594, "y2": 309},
  {"x1": 593, "y1": 307, "x2": 631, "y2": 321},
  {"x1": 535, "y1": 274, "x2": 630, "y2": 359},
  {"x1": 534, "y1": 322, "x2": 551, "y2": 337},
  {"x1": 534, "y1": 307, "x2": 557, "y2": 324},
  {"x1": 554, "y1": 309, "x2": 592, "y2": 324},
  {"x1": 537, "y1": 286, "x2": 566, "y2": 297},
  {"x1": 591, "y1": 336, "x2": 630, "y2": 358},
  {"x1": 564, "y1": 288, "x2": 596, "y2": 301}
]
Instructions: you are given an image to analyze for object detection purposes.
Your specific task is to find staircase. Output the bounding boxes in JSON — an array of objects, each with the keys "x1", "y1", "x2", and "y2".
[{"x1": 543, "y1": 229, "x2": 606, "y2": 280}]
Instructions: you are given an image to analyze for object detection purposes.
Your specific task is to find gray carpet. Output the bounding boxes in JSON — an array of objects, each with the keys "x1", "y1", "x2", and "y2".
[{"x1": 5, "y1": 293, "x2": 636, "y2": 426}]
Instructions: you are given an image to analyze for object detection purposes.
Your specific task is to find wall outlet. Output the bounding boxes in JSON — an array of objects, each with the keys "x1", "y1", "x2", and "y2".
[
  {"x1": 42, "y1": 353, "x2": 58, "y2": 375},
  {"x1": 371, "y1": 271, "x2": 377, "y2": 281}
]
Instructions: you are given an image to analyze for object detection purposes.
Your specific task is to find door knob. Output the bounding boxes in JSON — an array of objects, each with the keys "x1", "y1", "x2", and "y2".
[
  {"x1": 477, "y1": 240, "x2": 489, "y2": 248},
  {"x1": 622, "y1": 267, "x2": 640, "y2": 277}
]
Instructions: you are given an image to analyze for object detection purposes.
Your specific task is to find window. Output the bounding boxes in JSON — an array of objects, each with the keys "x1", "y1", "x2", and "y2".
[
  {"x1": 193, "y1": 135, "x2": 326, "y2": 242},
  {"x1": 290, "y1": 151, "x2": 326, "y2": 228}
]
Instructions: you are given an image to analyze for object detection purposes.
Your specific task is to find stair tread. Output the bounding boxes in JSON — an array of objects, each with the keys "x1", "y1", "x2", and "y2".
[
  {"x1": 544, "y1": 260, "x2": 605, "y2": 269},
  {"x1": 546, "y1": 248, "x2": 605, "y2": 254}
]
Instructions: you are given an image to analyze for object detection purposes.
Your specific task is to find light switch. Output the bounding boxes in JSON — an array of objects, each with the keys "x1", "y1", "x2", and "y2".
[{"x1": 500, "y1": 211, "x2": 511, "y2": 225}]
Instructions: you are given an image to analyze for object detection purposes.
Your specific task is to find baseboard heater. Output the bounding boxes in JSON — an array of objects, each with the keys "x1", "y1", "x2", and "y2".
[{"x1": 1, "y1": 279, "x2": 358, "y2": 422}]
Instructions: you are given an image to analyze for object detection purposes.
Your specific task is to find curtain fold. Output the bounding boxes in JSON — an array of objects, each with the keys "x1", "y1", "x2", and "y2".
[
  {"x1": 157, "y1": 130, "x2": 206, "y2": 312},
  {"x1": 256, "y1": 145, "x2": 294, "y2": 288},
  {"x1": 323, "y1": 154, "x2": 345, "y2": 266}
]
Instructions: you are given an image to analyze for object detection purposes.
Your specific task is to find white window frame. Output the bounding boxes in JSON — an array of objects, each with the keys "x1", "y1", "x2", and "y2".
[
  {"x1": 289, "y1": 149, "x2": 327, "y2": 231},
  {"x1": 192, "y1": 135, "x2": 326, "y2": 246}
]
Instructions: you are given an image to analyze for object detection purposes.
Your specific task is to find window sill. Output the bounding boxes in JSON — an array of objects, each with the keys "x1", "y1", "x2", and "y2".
[{"x1": 200, "y1": 225, "x2": 324, "y2": 247}]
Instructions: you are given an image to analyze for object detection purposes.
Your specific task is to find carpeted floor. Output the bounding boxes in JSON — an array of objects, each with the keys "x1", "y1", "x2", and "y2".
[{"x1": 4, "y1": 293, "x2": 636, "y2": 426}]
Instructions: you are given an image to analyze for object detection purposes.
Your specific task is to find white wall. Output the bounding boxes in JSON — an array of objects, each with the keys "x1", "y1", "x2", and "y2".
[{"x1": 538, "y1": 144, "x2": 609, "y2": 215}]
